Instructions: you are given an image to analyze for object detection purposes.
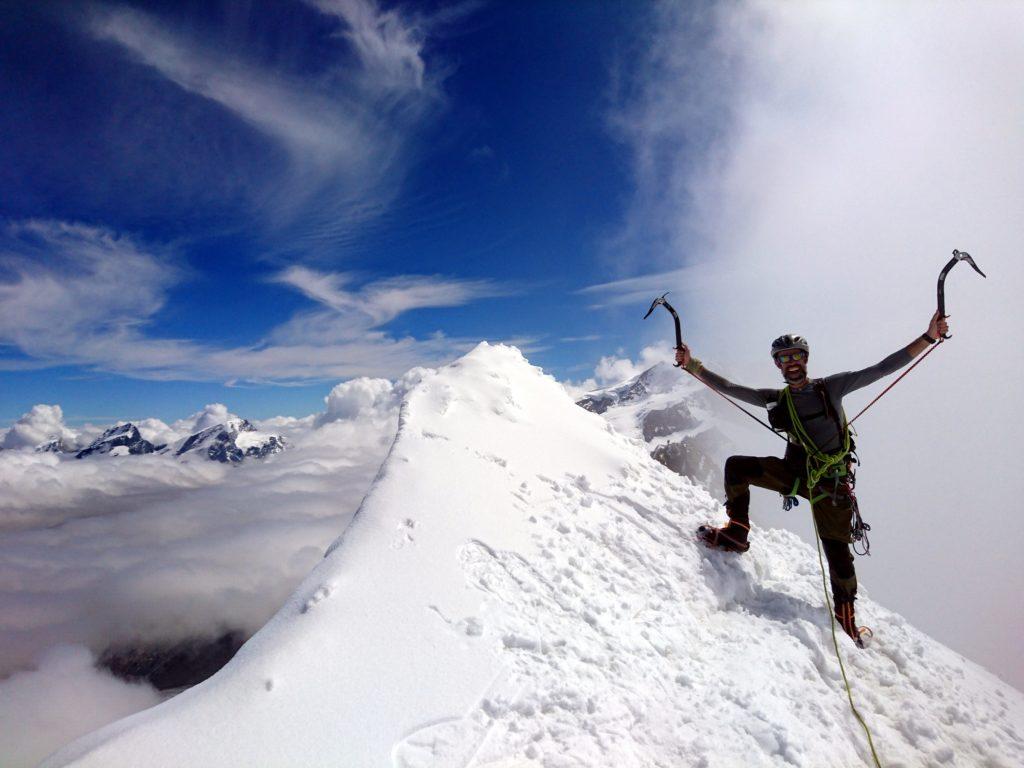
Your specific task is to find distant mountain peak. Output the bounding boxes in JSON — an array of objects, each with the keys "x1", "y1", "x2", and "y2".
[
  {"x1": 576, "y1": 363, "x2": 726, "y2": 490},
  {"x1": 34, "y1": 437, "x2": 75, "y2": 454},
  {"x1": 75, "y1": 423, "x2": 162, "y2": 459},
  {"x1": 175, "y1": 419, "x2": 285, "y2": 463}
]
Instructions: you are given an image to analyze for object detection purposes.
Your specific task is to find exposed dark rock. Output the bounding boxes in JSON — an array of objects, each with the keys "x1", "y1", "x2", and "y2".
[
  {"x1": 650, "y1": 430, "x2": 725, "y2": 491},
  {"x1": 576, "y1": 393, "x2": 616, "y2": 415},
  {"x1": 76, "y1": 424, "x2": 159, "y2": 459},
  {"x1": 99, "y1": 631, "x2": 247, "y2": 691},
  {"x1": 641, "y1": 403, "x2": 700, "y2": 441}
]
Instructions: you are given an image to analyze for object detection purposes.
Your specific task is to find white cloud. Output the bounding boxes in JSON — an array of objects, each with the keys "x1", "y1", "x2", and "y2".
[
  {"x1": 0, "y1": 220, "x2": 505, "y2": 383},
  {"x1": 559, "y1": 345, "x2": 672, "y2": 399},
  {"x1": 0, "y1": 645, "x2": 161, "y2": 768},
  {"x1": 178, "y1": 403, "x2": 237, "y2": 433},
  {"x1": 304, "y1": 0, "x2": 427, "y2": 92},
  {"x1": 559, "y1": 378, "x2": 597, "y2": 401},
  {"x1": 91, "y1": 7, "x2": 369, "y2": 168},
  {"x1": 0, "y1": 220, "x2": 181, "y2": 367},
  {"x1": 594, "y1": 355, "x2": 639, "y2": 387},
  {"x1": 316, "y1": 366, "x2": 432, "y2": 426},
  {"x1": 594, "y1": 345, "x2": 671, "y2": 387},
  {"x1": 133, "y1": 418, "x2": 180, "y2": 448},
  {"x1": 319, "y1": 377, "x2": 396, "y2": 423},
  {"x1": 271, "y1": 266, "x2": 506, "y2": 331},
  {"x1": 0, "y1": 379, "x2": 409, "y2": 684},
  {"x1": 0, "y1": 449, "x2": 228, "y2": 532},
  {"x1": 2, "y1": 404, "x2": 77, "y2": 450},
  {"x1": 611, "y1": 0, "x2": 1024, "y2": 688}
]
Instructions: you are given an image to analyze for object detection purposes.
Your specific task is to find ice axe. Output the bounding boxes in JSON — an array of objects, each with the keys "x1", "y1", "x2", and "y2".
[
  {"x1": 643, "y1": 293, "x2": 684, "y2": 366},
  {"x1": 937, "y1": 249, "x2": 986, "y2": 340}
]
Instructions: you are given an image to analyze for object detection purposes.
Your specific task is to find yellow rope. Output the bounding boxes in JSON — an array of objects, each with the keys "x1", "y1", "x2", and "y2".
[
  {"x1": 810, "y1": 496, "x2": 884, "y2": 768},
  {"x1": 783, "y1": 386, "x2": 884, "y2": 767}
]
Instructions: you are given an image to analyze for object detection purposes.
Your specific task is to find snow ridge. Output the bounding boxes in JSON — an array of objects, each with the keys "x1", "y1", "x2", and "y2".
[{"x1": 44, "y1": 343, "x2": 1024, "y2": 768}]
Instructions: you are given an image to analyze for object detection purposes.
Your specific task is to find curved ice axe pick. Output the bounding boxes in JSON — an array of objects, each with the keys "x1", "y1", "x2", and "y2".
[
  {"x1": 643, "y1": 293, "x2": 684, "y2": 366},
  {"x1": 937, "y1": 249, "x2": 986, "y2": 339}
]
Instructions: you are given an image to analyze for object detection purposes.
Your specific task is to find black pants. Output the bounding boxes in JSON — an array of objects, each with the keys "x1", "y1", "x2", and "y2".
[{"x1": 724, "y1": 454, "x2": 857, "y2": 603}]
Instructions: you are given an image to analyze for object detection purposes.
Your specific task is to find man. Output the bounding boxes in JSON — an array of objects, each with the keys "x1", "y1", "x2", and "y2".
[{"x1": 674, "y1": 311, "x2": 948, "y2": 646}]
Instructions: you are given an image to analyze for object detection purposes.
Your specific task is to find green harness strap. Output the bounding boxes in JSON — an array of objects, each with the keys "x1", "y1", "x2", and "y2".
[
  {"x1": 781, "y1": 386, "x2": 883, "y2": 768},
  {"x1": 781, "y1": 385, "x2": 850, "y2": 488}
]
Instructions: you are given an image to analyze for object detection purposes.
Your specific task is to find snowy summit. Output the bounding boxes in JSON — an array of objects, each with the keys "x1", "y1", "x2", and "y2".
[{"x1": 44, "y1": 344, "x2": 1024, "y2": 767}]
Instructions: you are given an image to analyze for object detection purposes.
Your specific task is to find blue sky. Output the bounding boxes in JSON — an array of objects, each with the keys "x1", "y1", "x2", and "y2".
[{"x1": 1, "y1": 0, "x2": 692, "y2": 425}]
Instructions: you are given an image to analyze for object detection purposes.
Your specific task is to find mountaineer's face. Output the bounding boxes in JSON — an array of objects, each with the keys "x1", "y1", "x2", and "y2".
[{"x1": 774, "y1": 350, "x2": 808, "y2": 383}]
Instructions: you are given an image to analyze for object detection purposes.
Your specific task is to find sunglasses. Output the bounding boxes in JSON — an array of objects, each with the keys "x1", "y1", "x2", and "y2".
[{"x1": 775, "y1": 351, "x2": 807, "y2": 364}]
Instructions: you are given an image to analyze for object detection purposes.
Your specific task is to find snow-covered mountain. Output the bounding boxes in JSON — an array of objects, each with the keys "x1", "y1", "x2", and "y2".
[
  {"x1": 34, "y1": 437, "x2": 75, "y2": 454},
  {"x1": 43, "y1": 344, "x2": 1024, "y2": 767},
  {"x1": 66, "y1": 418, "x2": 285, "y2": 463},
  {"x1": 173, "y1": 418, "x2": 285, "y2": 463},
  {"x1": 577, "y1": 361, "x2": 729, "y2": 491},
  {"x1": 75, "y1": 424, "x2": 162, "y2": 459}
]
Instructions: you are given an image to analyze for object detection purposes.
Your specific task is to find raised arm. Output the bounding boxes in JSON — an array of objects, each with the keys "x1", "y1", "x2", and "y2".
[
  {"x1": 675, "y1": 344, "x2": 776, "y2": 408},
  {"x1": 830, "y1": 311, "x2": 949, "y2": 398}
]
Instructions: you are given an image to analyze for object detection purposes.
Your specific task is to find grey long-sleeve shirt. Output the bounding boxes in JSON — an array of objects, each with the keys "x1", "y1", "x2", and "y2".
[{"x1": 698, "y1": 347, "x2": 914, "y2": 453}]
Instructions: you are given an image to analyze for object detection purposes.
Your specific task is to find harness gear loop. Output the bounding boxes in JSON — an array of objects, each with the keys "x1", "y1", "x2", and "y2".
[
  {"x1": 852, "y1": 504, "x2": 872, "y2": 557},
  {"x1": 782, "y1": 477, "x2": 801, "y2": 511},
  {"x1": 782, "y1": 385, "x2": 884, "y2": 768}
]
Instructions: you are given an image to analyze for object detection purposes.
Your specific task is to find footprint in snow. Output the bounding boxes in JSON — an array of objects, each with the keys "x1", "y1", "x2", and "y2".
[
  {"x1": 301, "y1": 584, "x2": 331, "y2": 614},
  {"x1": 391, "y1": 518, "x2": 416, "y2": 549}
]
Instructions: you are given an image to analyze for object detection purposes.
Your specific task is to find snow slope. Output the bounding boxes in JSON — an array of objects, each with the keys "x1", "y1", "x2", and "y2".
[{"x1": 45, "y1": 344, "x2": 1024, "y2": 767}]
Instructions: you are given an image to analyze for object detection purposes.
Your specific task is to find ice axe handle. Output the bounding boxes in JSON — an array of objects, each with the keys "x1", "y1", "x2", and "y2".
[{"x1": 642, "y1": 293, "x2": 685, "y2": 365}]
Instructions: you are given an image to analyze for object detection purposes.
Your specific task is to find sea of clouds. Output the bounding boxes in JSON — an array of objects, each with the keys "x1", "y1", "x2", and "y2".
[{"x1": 0, "y1": 370, "x2": 431, "y2": 766}]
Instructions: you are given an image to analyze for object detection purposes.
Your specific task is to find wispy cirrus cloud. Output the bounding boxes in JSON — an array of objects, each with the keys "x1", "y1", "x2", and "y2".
[
  {"x1": 0, "y1": 220, "x2": 508, "y2": 383},
  {"x1": 89, "y1": 7, "x2": 372, "y2": 169},
  {"x1": 85, "y1": 0, "x2": 457, "y2": 245},
  {"x1": 272, "y1": 265, "x2": 506, "y2": 329},
  {"x1": 304, "y1": 0, "x2": 428, "y2": 92},
  {"x1": 0, "y1": 220, "x2": 182, "y2": 361}
]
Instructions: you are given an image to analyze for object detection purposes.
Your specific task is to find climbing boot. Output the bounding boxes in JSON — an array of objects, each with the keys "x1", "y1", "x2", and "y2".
[
  {"x1": 696, "y1": 519, "x2": 750, "y2": 553},
  {"x1": 835, "y1": 599, "x2": 872, "y2": 648}
]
